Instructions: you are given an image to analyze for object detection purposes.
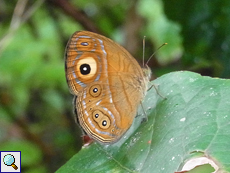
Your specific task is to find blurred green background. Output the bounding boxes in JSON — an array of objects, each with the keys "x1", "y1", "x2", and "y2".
[{"x1": 0, "y1": 0, "x2": 229, "y2": 172}]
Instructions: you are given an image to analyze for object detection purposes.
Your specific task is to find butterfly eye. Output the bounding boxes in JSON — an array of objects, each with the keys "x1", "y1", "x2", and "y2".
[{"x1": 89, "y1": 84, "x2": 102, "y2": 97}]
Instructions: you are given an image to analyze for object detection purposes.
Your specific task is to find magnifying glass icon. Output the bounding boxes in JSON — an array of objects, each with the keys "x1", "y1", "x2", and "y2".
[{"x1": 3, "y1": 154, "x2": 18, "y2": 170}]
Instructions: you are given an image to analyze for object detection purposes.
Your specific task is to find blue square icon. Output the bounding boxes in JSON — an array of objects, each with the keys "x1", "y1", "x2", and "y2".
[{"x1": 0, "y1": 151, "x2": 21, "y2": 173}]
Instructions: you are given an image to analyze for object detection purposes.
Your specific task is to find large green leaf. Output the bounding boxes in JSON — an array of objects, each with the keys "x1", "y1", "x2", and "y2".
[{"x1": 56, "y1": 71, "x2": 230, "y2": 172}]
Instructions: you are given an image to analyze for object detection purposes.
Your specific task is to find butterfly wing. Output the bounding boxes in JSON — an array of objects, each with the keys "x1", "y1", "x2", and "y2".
[{"x1": 65, "y1": 31, "x2": 149, "y2": 143}]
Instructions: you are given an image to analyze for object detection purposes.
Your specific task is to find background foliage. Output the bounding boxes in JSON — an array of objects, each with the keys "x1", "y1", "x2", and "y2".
[{"x1": 0, "y1": 0, "x2": 229, "y2": 172}]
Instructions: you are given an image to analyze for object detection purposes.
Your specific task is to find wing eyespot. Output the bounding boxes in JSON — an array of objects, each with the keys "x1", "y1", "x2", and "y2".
[
  {"x1": 76, "y1": 57, "x2": 97, "y2": 80},
  {"x1": 76, "y1": 37, "x2": 95, "y2": 51},
  {"x1": 92, "y1": 110, "x2": 111, "y2": 129},
  {"x1": 80, "y1": 42, "x2": 89, "y2": 46},
  {"x1": 89, "y1": 84, "x2": 102, "y2": 97}
]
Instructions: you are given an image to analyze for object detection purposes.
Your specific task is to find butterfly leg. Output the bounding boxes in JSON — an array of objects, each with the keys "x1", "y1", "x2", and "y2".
[
  {"x1": 140, "y1": 101, "x2": 148, "y2": 123},
  {"x1": 148, "y1": 84, "x2": 166, "y2": 100}
]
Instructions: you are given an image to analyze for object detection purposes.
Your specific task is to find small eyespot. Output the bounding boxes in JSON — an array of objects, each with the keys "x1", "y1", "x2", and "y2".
[
  {"x1": 99, "y1": 117, "x2": 110, "y2": 129},
  {"x1": 92, "y1": 110, "x2": 111, "y2": 129},
  {"x1": 95, "y1": 114, "x2": 99, "y2": 118},
  {"x1": 81, "y1": 42, "x2": 89, "y2": 46},
  {"x1": 89, "y1": 84, "x2": 102, "y2": 97},
  {"x1": 93, "y1": 88, "x2": 98, "y2": 93},
  {"x1": 102, "y1": 120, "x2": 107, "y2": 126},
  {"x1": 75, "y1": 37, "x2": 94, "y2": 51},
  {"x1": 80, "y1": 64, "x2": 91, "y2": 75},
  {"x1": 111, "y1": 128, "x2": 116, "y2": 134},
  {"x1": 93, "y1": 110, "x2": 102, "y2": 122}
]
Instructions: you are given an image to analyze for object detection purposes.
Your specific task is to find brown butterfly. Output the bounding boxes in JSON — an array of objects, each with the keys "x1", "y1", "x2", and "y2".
[{"x1": 65, "y1": 31, "x2": 150, "y2": 144}]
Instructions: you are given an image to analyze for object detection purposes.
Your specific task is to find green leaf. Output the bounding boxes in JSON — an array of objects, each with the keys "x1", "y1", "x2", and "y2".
[{"x1": 56, "y1": 71, "x2": 230, "y2": 173}]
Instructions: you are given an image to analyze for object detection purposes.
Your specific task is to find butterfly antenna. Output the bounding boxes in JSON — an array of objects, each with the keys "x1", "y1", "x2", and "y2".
[
  {"x1": 145, "y1": 43, "x2": 168, "y2": 66},
  {"x1": 142, "y1": 36, "x2": 146, "y2": 67}
]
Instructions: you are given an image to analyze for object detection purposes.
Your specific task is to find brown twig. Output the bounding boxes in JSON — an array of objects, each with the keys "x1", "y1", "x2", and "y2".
[
  {"x1": 16, "y1": 116, "x2": 54, "y2": 157},
  {"x1": 0, "y1": 88, "x2": 54, "y2": 166},
  {"x1": 46, "y1": 0, "x2": 101, "y2": 33},
  {"x1": 124, "y1": 0, "x2": 144, "y2": 57},
  {"x1": 0, "y1": 0, "x2": 45, "y2": 55}
]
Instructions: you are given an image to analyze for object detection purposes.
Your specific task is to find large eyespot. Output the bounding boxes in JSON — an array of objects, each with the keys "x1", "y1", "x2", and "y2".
[
  {"x1": 89, "y1": 84, "x2": 102, "y2": 97},
  {"x1": 92, "y1": 110, "x2": 111, "y2": 129},
  {"x1": 80, "y1": 64, "x2": 91, "y2": 75},
  {"x1": 76, "y1": 57, "x2": 97, "y2": 79}
]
